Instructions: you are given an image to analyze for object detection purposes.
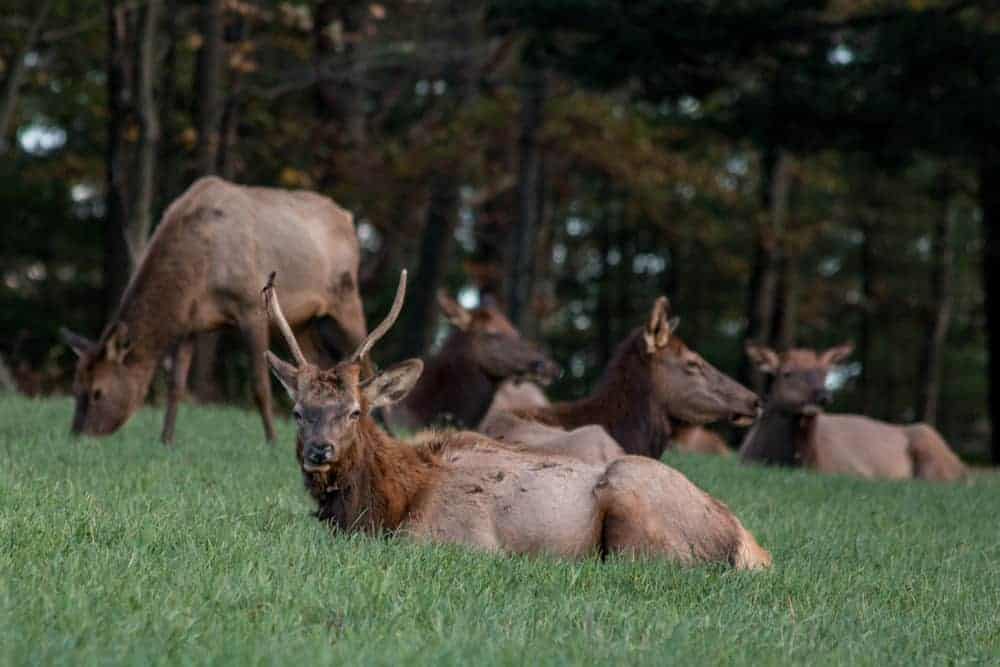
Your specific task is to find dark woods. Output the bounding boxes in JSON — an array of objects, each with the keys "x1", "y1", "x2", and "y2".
[{"x1": 1, "y1": 1, "x2": 997, "y2": 460}]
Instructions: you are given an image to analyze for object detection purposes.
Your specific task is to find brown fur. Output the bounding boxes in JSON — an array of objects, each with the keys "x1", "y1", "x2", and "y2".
[
  {"x1": 672, "y1": 425, "x2": 732, "y2": 457},
  {"x1": 385, "y1": 296, "x2": 558, "y2": 433},
  {"x1": 62, "y1": 176, "x2": 366, "y2": 444},
  {"x1": 740, "y1": 344, "x2": 967, "y2": 481},
  {"x1": 267, "y1": 273, "x2": 771, "y2": 569},
  {"x1": 502, "y1": 299, "x2": 760, "y2": 460}
]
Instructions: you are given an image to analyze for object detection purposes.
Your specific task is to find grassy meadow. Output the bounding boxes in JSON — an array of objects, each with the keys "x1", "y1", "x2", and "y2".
[{"x1": 1, "y1": 394, "x2": 998, "y2": 665}]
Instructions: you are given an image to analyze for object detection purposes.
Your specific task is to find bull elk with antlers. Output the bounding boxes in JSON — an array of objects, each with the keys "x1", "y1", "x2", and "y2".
[
  {"x1": 60, "y1": 177, "x2": 367, "y2": 444},
  {"x1": 263, "y1": 271, "x2": 772, "y2": 569},
  {"x1": 740, "y1": 343, "x2": 967, "y2": 481}
]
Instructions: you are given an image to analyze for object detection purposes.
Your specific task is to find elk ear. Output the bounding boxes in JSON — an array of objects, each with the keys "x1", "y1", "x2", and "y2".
[
  {"x1": 361, "y1": 359, "x2": 424, "y2": 409},
  {"x1": 105, "y1": 322, "x2": 132, "y2": 363},
  {"x1": 746, "y1": 343, "x2": 780, "y2": 374},
  {"x1": 266, "y1": 351, "x2": 299, "y2": 399},
  {"x1": 60, "y1": 328, "x2": 94, "y2": 358},
  {"x1": 820, "y1": 342, "x2": 854, "y2": 366},
  {"x1": 438, "y1": 291, "x2": 472, "y2": 330},
  {"x1": 643, "y1": 297, "x2": 673, "y2": 353}
]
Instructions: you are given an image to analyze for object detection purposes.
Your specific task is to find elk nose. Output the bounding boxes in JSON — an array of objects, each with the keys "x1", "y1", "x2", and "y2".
[{"x1": 306, "y1": 444, "x2": 331, "y2": 465}]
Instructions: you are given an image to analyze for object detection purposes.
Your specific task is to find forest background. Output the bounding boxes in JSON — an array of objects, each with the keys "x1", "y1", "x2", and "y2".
[{"x1": 2, "y1": 0, "x2": 999, "y2": 461}]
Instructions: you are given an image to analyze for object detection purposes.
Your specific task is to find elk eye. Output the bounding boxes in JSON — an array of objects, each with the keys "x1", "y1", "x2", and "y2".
[
  {"x1": 685, "y1": 361, "x2": 700, "y2": 373},
  {"x1": 292, "y1": 407, "x2": 303, "y2": 422},
  {"x1": 349, "y1": 408, "x2": 361, "y2": 420},
  {"x1": 92, "y1": 389, "x2": 103, "y2": 401}
]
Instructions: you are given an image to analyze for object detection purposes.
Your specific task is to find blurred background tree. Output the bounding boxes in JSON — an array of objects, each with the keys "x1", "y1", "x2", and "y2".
[{"x1": 0, "y1": 0, "x2": 997, "y2": 461}]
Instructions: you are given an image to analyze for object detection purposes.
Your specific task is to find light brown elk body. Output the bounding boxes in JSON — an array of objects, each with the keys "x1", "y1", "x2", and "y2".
[
  {"x1": 672, "y1": 425, "x2": 732, "y2": 457},
  {"x1": 61, "y1": 176, "x2": 366, "y2": 444},
  {"x1": 740, "y1": 344, "x2": 967, "y2": 481},
  {"x1": 478, "y1": 380, "x2": 626, "y2": 467},
  {"x1": 384, "y1": 293, "x2": 559, "y2": 433},
  {"x1": 484, "y1": 299, "x2": 761, "y2": 460},
  {"x1": 265, "y1": 271, "x2": 771, "y2": 570}
]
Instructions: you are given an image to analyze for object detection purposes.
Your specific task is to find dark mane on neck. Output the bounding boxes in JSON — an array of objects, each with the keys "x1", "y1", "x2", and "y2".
[
  {"x1": 740, "y1": 408, "x2": 802, "y2": 466},
  {"x1": 304, "y1": 418, "x2": 462, "y2": 532},
  {"x1": 524, "y1": 329, "x2": 672, "y2": 458},
  {"x1": 400, "y1": 333, "x2": 497, "y2": 428}
]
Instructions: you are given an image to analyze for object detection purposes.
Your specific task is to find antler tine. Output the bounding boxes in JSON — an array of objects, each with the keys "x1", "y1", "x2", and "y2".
[
  {"x1": 350, "y1": 269, "x2": 407, "y2": 363},
  {"x1": 262, "y1": 272, "x2": 308, "y2": 367}
]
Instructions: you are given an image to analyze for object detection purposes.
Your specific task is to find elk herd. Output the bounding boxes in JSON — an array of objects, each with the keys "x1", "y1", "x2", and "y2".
[{"x1": 59, "y1": 176, "x2": 970, "y2": 571}]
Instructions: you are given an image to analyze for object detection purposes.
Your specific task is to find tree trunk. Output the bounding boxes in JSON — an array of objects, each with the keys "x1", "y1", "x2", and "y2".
[
  {"x1": 400, "y1": 173, "x2": 460, "y2": 358},
  {"x1": 190, "y1": 0, "x2": 226, "y2": 403},
  {"x1": 197, "y1": 0, "x2": 223, "y2": 176},
  {"x1": 507, "y1": 52, "x2": 547, "y2": 328},
  {"x1": 104, "y1": 0, "x2": 132, "y2": 316},
  {"x1": 918, "y1": 174, "x2": 956, "y2": 425},
  {"x1": 399, "y1": 2, "x2": 481, "y2": 357},
  {"x1": 741, "y1": 146, "x2": 790, "y2": 392},
  {"x1": 0, "y1": 0, "x2": 54, "y2": 152},
  {"x1": 157, "y1": 0, "x2": 181, "y2": 211},
  {"x1": 596, "y1": 187, "x2": 614, "y2": 369},
  {"x1": 129, "y1": 0, "x2": 162, "y2": 266},
  {"x1": 312, "y1": 0, "x2": 367, "y2": 187},
  {"x1": 980, "y1": 148, "x2": 1000, "y2": 464},
  {"x1": 858, "y1": 214, "x2": 877, "y2": 411}
]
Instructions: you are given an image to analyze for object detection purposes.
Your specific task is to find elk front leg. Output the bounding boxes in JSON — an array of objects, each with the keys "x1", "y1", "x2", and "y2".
[
  {"x1": 243, "y1": 318, "x2": 276, "y2": 444},
  {"x1": 161, "y1": 338, "x2": 194, "y2": 445}
]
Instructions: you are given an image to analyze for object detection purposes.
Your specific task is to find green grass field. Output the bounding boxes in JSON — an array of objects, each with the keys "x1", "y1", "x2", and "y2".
[{"x1": 2, "y1": 395, "x2": 998, "y2": 665}]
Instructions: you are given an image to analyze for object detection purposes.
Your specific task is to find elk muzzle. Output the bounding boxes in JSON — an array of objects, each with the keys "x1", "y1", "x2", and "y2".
[{"x1": 303, "y1": 442, "x2": 335, "y2": 471}]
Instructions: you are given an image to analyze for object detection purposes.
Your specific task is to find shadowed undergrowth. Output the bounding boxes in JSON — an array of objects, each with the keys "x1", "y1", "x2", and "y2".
[{"x1": 1, "y1": 396, "x2": 998, "y2": 665}]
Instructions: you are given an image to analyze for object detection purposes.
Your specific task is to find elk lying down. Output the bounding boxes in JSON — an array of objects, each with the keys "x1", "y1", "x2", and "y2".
[
  {"x1": 483, "y1": 297, "x2": 761, "y2": 460},
  {"x1": 672, "y1": 425, "x2": 732, "y2": 457},
  {"x1": 384, "y1": 293, "x2": 559, "y2": 433},
  {"x1": 264, "y1": 271, "x2": 771, "y2": 569},
  {"x1": 482, "y1": 388, "x2": 733, "y2": 460},
  {"x1": 61, "y1": 176, "x2": 366, "y2": 444},
  {"x1": 740, "y1": 343, "x2": 967, "y2": 481}
]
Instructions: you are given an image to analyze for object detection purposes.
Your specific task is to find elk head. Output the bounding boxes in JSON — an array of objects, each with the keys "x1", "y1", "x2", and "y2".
[
  {"x1": 641, "y1": 297, "x2": 761, "y2": 426},
  {"x1": 745, "y1": 342, "x2": 854, "y2": 415},
  {"x1": 264, "y1": 271, "x2": 423, "y2": 474},
  {"x1": 437, "y1": 292, "x2": 560, "y2": 386},
  {"x1": 60, "y1": 322, "x2": 146, "y2": 436}
]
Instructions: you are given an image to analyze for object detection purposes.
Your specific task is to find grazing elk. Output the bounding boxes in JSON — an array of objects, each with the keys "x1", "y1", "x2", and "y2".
[
  {"x1": 484, "y1": 297, "x2": 761, "y2": 460},
  {"x1": 60, "y1": 176, "x2": 367, "y2": 444},
  {"x1": 740, "y1": 343, "x2": 967, "y2": 481},
  {"x1": 264, "y1": 271, "x2": 772, "y2": 569},
  {"x1": 383, "y1": 292, "x2": 559, "y2": 433}
]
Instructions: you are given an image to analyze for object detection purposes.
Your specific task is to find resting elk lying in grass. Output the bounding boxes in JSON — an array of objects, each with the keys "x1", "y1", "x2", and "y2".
[
  {"x1": 672, "y1": 425, "x2": 732, "y2": 457},
  {"x1": 263, "y1": 271, "x2": 772, "y2": 569},
  {"x1": 739, "y1": 343, "x2": 967, "y2": 481},
  {"x1": 482, "y1": 297, "x2": 761, "y2": 461},
  {"x1": 384, "y1": 292, "x2": 559, "y2": 433},
  {"x1": 60, "y1": 177, "x2": 367, "y2": 444}
]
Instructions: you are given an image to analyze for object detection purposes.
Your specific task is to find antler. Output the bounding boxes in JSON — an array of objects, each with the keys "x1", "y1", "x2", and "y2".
[
  {"x1": 350, "y1": 269, "x2": 407, "y2": 363},
  {"x1": 262, "y1": 272, "x2": 309, "y2": 367}
]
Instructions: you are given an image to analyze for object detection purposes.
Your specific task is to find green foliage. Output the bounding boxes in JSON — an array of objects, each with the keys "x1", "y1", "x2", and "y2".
[{"x1": 2, "y1": 396, "x2": 999, "y2": 664}]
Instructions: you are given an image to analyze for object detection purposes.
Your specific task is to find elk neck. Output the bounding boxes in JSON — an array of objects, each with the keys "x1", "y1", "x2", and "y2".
[
  {"x1": 740, "y1": 403, "x2": 803, "y2": 466},
  {"x1": 556, "y1": 330, "x2": 672, "y2": 458},
  {"x1": 105, "y1": 218, "x2": 211, "y2": 389},
  {"x1": 400, "y1": 334, "x2": 498, "y2": 427},
  {"x1": 306, "y1": 416, "x2": 442, "y2": 532}
]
